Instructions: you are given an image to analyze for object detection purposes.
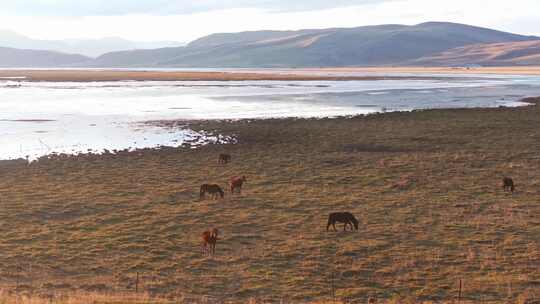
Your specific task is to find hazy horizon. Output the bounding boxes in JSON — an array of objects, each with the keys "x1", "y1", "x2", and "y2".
[{"x1": 0, "y1": 0, "x2": 539, "y2": 43}]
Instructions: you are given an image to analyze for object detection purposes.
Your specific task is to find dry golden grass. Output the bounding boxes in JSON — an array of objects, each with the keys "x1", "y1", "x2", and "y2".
[
  {"x1": 0, "y1": 70, "x2": 446, "y2": 82},
  {"x1": 297, "y1": 66, "x2": 540, "y2": 75},
  {"x1": 1, "y1": 98, "x2": 540, "y2": 303}
]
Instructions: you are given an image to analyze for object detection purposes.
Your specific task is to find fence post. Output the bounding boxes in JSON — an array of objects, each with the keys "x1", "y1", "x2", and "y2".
[
  {"x1": 458, "y1": 279, "x2": 462, "y2": 303},
  {"x1": 135, "y1": 271, "x2": 139, "y2": 293},
  {"x1": 331, "y1": 267, "x2": 336, "y2": 304}
]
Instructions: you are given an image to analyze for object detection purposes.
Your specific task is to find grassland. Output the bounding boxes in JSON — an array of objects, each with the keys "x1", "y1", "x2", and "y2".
[
  {"x1": 0, "y1": 69, "x2": 451, "y2": 82},
  {"x1": 3, "y1": 67, "x2": 540, "y2": 83},
  {"x1": 1, "y1": 98, "x2": 540, "y2": 303},
  {"x1": 296, "y1": 66, "x2": 540, "y2": 75}
]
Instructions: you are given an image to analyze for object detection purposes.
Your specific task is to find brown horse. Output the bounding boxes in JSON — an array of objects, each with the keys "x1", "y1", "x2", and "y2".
[
  {"x1": 502, "y1": 177, "x2": 515, "y2": 193},
  {"x1": 200, "y1": 184, "x2": 225, "y2": 200},
  {"x1": 202, "y1": 228, "x2": 219, "y2": 255},
  {"x1": 218, "y1": 154, "x2": 231, "y2": 164},
  {"x1": 327, "y1": 212, "x2": 359, "y2": 232},
  {"x1": 230, "y1": 176, "x2": 247, "y2": 194}
]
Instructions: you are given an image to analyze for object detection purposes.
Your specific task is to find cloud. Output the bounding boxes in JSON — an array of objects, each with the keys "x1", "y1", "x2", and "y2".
[
  {"x1": 0, "y1": 0, "x2": 392, "y2": 16},
  {"x1": 0, "y1": 0, "x2": 538, "y2": 42}
]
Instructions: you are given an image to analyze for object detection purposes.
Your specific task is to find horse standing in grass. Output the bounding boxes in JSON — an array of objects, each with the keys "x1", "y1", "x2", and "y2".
[
  {"x1": 202, "y1": 228, "x2": 219, "y2": 255},
  {"x1": 199, "y1": 184, "x2": 225, "y2": 200},
  {"x1": 327, "y1": 212, "x2": 359, "y2": 231},
  {"x1": 502, "y1": 177, "x2": 515, "y2": 193},
  {"x1": 230, "y1": 176, "x2": 247, "y2": 194},
  {"x1": 218, "y1": 154, "x2": 231, "y2": 164}
]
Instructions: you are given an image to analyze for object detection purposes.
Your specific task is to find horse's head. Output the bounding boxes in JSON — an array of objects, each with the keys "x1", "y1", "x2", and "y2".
[
  {"x1": 218, "y1": 187, "x2": 225, "y2": 198},
  {"x1": 211, "y1": 228, "x2": 219, "y2": 238},
  {"x1": 242, "y1": 176, "x2": 247, "y2": 182}
]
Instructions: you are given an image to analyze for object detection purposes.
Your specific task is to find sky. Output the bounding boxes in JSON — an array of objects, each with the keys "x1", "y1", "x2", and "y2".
[{"x1": 0, "y1": 0, "x2": 539, "y2": 43}]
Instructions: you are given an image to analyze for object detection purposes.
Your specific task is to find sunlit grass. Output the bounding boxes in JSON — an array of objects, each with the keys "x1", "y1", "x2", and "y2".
[{"x1": 0, "y1": 98, "x2": 539, "y2": 303}]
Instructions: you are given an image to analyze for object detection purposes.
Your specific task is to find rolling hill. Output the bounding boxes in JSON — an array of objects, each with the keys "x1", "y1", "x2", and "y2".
[
  {"x1": 2, "y1": 22, "x2": 539, "y2": 68},
  {"x1": 89, "y1": 22, "x2": 540, "y2": 67},
  {"x1": 409, "y1": 40, "x2": 540, "y2": 66}
]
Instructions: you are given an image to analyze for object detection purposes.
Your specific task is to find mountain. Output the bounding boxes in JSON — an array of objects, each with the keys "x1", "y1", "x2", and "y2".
[
  {"x1": 2, "y1": 22, "x2": 539, "y2": 68},
  {"x1": 0, "y1": 29, "x2": 185, "y2": 57},
  {"x1": 0, "y1": 47, "x2": 90, "y2": 67},
  {"x1": 90, "y1": 22, "x2": 540, "y2": 68},
  {"x1": 409, "y1": 40, "x2": 540, "y2": 66}
]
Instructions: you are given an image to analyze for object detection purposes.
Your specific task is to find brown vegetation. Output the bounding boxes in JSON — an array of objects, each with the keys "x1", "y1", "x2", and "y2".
[
  {"x1": 1, "y1": 98, "x2": 540, "y2": 303},
  {"x1": 0, "y1": 69, "x2": 455, "y2": 82},
  {"x1": 411, "y1": 40, "x2": 540, "y2": 66}
]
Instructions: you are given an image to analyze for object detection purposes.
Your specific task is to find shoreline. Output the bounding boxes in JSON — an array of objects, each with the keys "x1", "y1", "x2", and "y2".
[
  {"x1": 291, "y1": 66, "x2": 540, "y2": 76},
  {"x1": 0, "y1": 69, "x2": 446, "y2": 82},
  {"x1": 1, "y1": 96, "x2": 537, "y2": 164},
  {"x1": 1, "y1": 66, "x2": 540, "y2": 82}
]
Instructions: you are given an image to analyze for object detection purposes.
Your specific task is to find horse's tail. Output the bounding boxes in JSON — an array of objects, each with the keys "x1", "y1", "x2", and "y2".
[
  {"x1": 326, "y1": 216, "x2": 333, "y2": 231},
  {"x1": 200, "y1": 185, "x2": 206, "y2": 199},
  {"x1": 211, "y1": 228, "x2": 219, "y2": 239}
]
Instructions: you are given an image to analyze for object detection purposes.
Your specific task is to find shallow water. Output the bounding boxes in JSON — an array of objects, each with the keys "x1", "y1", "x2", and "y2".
[{"x1": 1, "y1": 73, "x2": 540, "y2": 160}]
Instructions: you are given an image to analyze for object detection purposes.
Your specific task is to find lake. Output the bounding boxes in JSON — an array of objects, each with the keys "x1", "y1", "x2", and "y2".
[{"x1": 1, "y1": 73, "x2": 539, "y2": 160}]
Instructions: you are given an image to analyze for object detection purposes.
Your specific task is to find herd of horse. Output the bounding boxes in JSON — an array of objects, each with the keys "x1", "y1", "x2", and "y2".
[{"x1": 201, "y1": 153, "x2": 516, "y2": 255}]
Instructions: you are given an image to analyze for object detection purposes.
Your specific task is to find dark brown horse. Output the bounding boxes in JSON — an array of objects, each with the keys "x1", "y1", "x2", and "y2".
[
  {"x1": 218, "y1": 154, "x2": 231, "y2": 164},
  {"x1": 502, "y1": 177, "x2": 515, "y2": 193},
  {"x1": 200, "y1": 184, "x2": 225, "y2": 200},
  {"x1": 230, "y1": 176, "x2": 247, "y2": 194},
  {"x1": 327, "y1": 212, "x2": 359, "y2": 231},
  {"x1": 202, "y1": 228, "x2": 219, "y2": 255}
]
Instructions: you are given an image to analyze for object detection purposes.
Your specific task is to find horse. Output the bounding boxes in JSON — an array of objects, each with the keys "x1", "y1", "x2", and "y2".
[
  {"x1": 202, "y1": 228, "x2": 219, "y2": 255},
  {"x1": 200, "y1": 184, "x2": 225, "y2": 200},
  {"x1": 218, "y1": 154, "x2": 231, "y2": 164},
  {"x1": 230, "y1": 176, "x2": 247, "y2": 194},
  {"x1": 327, "y1": 212, "x2": 359, "y2": 232},
  {"x1": 502, "y1": 177, "x2": 515, "y2": 193}
]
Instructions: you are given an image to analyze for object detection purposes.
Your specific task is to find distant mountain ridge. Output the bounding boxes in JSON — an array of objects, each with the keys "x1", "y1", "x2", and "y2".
[
  {"x1": 0, "y1": 47, "x2": 90, "y2": 68},
  {"x1": 0, "y1": 29, "x2": 185, "y2": 57},
  {"x1": 89, "y1": 22, "x2": 540, "y2": 68},
  {"x1": 1, "y1": 22, "x2": 539, "y2": 68}
]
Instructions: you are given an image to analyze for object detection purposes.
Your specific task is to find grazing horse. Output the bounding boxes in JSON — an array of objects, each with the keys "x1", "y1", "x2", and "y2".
[
  {"x1": 202, "y1": 228, "x2": 219, "y2": 255},
  {"x1": 327, "y1": 212, "x2": 359, "y2": 232},
  {"x1": 200, "y1": 184, "x2": 225, "y2": 200},
  {"x1": 502, "y1": 177, "x2": 515, "y2": 193},
  {"x1": 230, "y1": 176, "x2": 247, "y2": 194},
  {"x1": 218, "y1": 154, "x2": 231, "y2": 164}
]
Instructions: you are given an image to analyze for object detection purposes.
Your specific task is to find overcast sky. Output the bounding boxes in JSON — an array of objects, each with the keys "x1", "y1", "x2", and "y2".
[{"x1": 0, "y1": 0, "x2": 539, "y2": 42}]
